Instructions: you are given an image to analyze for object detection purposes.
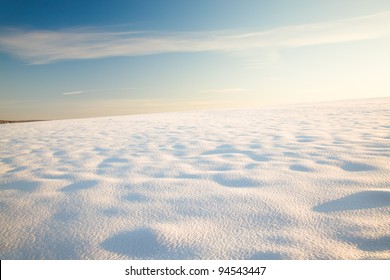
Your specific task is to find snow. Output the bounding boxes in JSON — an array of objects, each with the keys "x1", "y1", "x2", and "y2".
[{"x1": 0, "y1": 97, "x2": 389, "y2": 259}]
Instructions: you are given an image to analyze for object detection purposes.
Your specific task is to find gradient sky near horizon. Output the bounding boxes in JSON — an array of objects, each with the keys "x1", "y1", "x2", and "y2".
[{"x1": 1, "y1": 0, "x2": 390, "y2": 120}]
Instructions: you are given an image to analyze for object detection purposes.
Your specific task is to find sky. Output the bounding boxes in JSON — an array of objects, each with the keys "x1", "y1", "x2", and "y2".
[{"x1": 1, "y1": 0, "x2": 390, "y2": 120}]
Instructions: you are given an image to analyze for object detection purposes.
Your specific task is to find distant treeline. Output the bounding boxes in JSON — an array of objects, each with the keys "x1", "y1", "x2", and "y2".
[{"x1": 0, "y1": 120, "x2": 46, "y2": 124}]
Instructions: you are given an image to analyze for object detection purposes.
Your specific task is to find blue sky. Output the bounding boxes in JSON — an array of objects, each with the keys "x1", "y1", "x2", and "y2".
[{"x1": 1, "y1": 0, "x2": 390, "y2": 120}]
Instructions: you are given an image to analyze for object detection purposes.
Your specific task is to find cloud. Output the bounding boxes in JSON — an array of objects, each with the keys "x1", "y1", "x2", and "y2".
[
  {"x1": 62, "y1": 91, "x2": 84, "y2": 95},
  {"x1": 61, "y1": 88, "x2": 132, "y2": 96},
  {"x1": 200, "y1": 88, "x2": 250, "y2": 94},
  {"x1": 1, "y1": 11, "x2": 390, "y2": 64}
]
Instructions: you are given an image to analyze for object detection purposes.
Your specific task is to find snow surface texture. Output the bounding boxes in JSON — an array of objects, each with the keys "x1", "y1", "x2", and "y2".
[{"x1": 1, "y1": 98, "x2": 389, "y2": 260}]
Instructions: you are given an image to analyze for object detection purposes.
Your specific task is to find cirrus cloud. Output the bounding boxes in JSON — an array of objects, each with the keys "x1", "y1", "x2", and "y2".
[
  {"x1": 62, "y1": 91, "x2": 84, "y2": 95},
  {"x1": 0, "y1": 11, "x2": 389, "y2": 64},
  {"x1": 200, "y1": 88, "x2": 250, "y2": 94}
]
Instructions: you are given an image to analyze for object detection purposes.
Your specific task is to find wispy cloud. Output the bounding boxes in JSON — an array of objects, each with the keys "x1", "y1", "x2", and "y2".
[
  {"x1": 200, "y1": 88, "x2": 250, "y2": 94},
  {"x1": 61, "y1": 87, "x2": 133, "y2": 96},
  {"x1": 62, "y1": 91, "x2": 84, "y2": 95},
  {"x1": 1, "y1": 11, "x2": 389, "y2": 64}
]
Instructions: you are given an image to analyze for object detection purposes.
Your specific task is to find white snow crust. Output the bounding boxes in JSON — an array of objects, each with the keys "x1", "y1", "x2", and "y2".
[{"x1": 1, "y1": 97, "x2": 389, "y2": 259}]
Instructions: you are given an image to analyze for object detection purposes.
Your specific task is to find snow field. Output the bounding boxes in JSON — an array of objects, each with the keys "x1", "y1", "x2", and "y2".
[{"x1": 0, "y1": 97, "x2": 389, "y2": 259}]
